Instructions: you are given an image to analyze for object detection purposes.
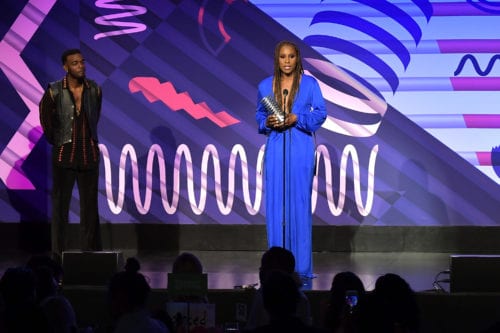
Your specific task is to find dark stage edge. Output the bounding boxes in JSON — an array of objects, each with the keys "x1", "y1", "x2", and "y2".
[{"x1": 4, "y1": 223, "x2": 500, "y2": 253}]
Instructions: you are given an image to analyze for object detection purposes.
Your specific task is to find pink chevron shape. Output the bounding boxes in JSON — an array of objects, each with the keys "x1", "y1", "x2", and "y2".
[
  {"x1": 0, "y1": 0, "x2": 57, "y2": 190},
  {"x1": 129, "y1": 77, "x2": 240, "y2": 128}
]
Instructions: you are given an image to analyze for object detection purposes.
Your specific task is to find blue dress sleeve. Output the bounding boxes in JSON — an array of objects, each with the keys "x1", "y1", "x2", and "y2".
[{"x1": 294, "y1": 76, "x2": 327, "y2": 133}]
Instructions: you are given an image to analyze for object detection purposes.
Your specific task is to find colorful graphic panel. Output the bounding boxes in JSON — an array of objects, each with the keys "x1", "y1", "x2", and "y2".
[{"x1": 1, "y1": 0, "x2": 499, "y2": 226}]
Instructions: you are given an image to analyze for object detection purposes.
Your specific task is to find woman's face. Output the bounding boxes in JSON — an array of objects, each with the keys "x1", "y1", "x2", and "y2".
[{"x1": 278, "y1": 44, "x2": 297, "y2": 76}]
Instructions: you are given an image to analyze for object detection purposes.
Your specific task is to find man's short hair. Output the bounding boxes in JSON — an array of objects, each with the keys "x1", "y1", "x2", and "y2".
[{"x1": 61, "y1": 49, "x2": 81, "y2": 65}]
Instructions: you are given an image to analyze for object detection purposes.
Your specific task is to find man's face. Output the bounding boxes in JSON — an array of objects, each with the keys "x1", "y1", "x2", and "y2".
[{"x1": 64, "y1": 53, "x2": 85, "y2": 80}]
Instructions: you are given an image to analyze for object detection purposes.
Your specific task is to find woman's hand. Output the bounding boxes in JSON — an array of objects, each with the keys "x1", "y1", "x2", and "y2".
[
  {"x1": 283, "y1": 113, "x2": 297, "y2": 128},
  {"x1": 266, "y1": 114, "x2": 281, "y2": 128},
  {"x1": 266, "y1": 113, "x2": 297, "y2": 130}
]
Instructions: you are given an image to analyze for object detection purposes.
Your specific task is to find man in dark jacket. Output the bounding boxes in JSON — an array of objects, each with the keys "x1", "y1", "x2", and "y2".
[{"x1": 39, "y1": 48, "x2": 102, "y2": 256}]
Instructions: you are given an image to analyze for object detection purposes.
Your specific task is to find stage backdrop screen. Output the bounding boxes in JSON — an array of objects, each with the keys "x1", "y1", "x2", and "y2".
[{"x1": 1, "y1": 0, "x2": 499, "y2": 226}]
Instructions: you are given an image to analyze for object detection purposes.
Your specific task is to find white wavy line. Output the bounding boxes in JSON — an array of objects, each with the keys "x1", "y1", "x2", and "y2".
[
  {"x1": 99, "y1": 143, "x2": 264, "y2": 216},
  {"x1": 312, "y1": 144, "x2": 378, "y2": 216},
  {"x1": 94, "y1": 0, "x2": 147, "y2": 40},
  {"x1": 100, "y1": 142, "x2": 377, "y2": 217}
]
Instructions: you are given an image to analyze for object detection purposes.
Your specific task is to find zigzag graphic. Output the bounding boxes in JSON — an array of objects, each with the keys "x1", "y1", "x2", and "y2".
[
  {"x1": 454, "y1": 54, "x2": 500, "y2": 76},
  {"x1": 129, "y1": 77, "x2": 240, "y2": 128},
  {"x1": 99, "y1": 142, "x2": 378, "y2": 217},
  {"x1": 94, "y1": 0, "x2": 147, "y2": 40}
]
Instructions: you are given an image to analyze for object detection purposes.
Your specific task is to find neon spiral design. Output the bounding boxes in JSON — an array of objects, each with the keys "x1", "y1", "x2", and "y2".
[
  {"x1": 94, "y1": 0, "x2": 147, "y2": 40},
  {"x1": 306, "y1": 1, "x2": 432, "y2": 93},
  {"x1": 454, "y1": 54, "x2": 500, "y2": 76},
  {"x1": 100, "y1": 143, "x2": 378, "y2": 217}
]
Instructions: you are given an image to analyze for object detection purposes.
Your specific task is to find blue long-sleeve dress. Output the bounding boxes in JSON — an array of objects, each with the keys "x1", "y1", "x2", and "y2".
[{"x1": 256, "y1": 74, "x2": 327, "y2": 276}]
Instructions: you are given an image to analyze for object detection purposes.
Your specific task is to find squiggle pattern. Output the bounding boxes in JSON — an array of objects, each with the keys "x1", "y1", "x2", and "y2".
[
  {"x1": 94, "y1": 0, "x2": 147, "y2": 40},
  {"x1": 313, "y1": 144, "x2": 378, "y2": 217},
  {"x1": 100, "y1": 143, "x2": 378, "y2": 217},
  {"x1": 100, "y1": 143, "x2": 264, "y2": 215},
  {"x1": 454, "y1": 54, "x2": 500, "y2": 76}
]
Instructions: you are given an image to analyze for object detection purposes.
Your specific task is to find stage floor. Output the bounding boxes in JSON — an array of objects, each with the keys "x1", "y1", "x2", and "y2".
[{"x1": 0, "y1": 250, "x2": 452, "y2": 292}]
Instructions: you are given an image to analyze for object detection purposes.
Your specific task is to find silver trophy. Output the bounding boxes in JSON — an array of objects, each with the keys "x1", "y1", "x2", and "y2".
[{"x1": 261, "y1": 95, "x2": 284, "y2": 123}]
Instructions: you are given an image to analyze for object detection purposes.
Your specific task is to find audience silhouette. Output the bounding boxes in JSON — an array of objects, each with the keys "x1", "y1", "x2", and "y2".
[
  {"x1": 27, "y1": 254, "x2": 78, "y2": 333},
  {"x1": 166, "y1": 252, "x2": 212, "y2": 333},
  {"x1": 364, "y1": 273, "x2": 420, "y2": 333},
  {"x1": 245, "y1": 269, "x2": 325, "y2": 333},
  {"x1": 0, "y1": 266, "x2": 50, "y2": 333},
  {"x1": 323, "y1": 271, "x2": 366, "y2": 333},
  {"x1": 172, "y1": 252, "x2": 204, "y2": 275},
  {"x1": 244, "y1": 246, "x2": 312, "y2": 331},
  {"x1": 106, "y1": 257, "x2": 169, "y2": 333},
  {"x1": 0, "y1": 254, "x2": 454, "y2": 333},
  {"x1": 169, "y1": 252, "x2": 208, "y2": 303}
]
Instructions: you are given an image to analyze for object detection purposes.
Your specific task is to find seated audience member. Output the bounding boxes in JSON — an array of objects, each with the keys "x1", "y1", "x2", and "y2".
[
  {"x1": 323, "y1": 271, "x2": 366, "y2": 333},
  {"x1": 108, "y1": 257, "x2": 169, "y2": 333},
  {"x1": 166, "y1": 252, "x2": 212, "y2": 332},
  {"x1": 244, "y1": 247, "x2": 312, "y2": 331},
  {"x1": 27, "y1": 254, "x2": 78, "y2": 333},
  {"x1": 245, "y1": 270, "x2": 325, "y2": 333},
  {"x1": 0, "y1": 266, "x2": 49, "y2": 333},
  {"x1": 364, "y1": 273, "x2": 419, "y2": 333},
  {"x1": 172, "y1": 252, "x2": 203, "y2": 275},
  {"x1": 169, "y1": 252, "x2": 207, "y2": 303},
  {"x1": 26, "y1": 254, "x2": 64, "y2": 287}
]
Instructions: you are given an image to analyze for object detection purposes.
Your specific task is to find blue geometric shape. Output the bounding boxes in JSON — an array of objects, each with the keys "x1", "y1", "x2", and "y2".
[
  {"x1": 355, "y1": 0, "x2": 423, "y2": 44},
  {"x1": 311, "y1": 10, "x2": 411, "y2": 69},
  {"x1": 304, "y1": 34, "x2": 400, "y2": 92}
]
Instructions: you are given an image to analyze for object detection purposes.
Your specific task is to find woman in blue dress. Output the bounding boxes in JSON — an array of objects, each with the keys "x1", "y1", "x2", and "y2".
[{"x1": 256, "y1": 41, "x2": 327, "y2": 278}]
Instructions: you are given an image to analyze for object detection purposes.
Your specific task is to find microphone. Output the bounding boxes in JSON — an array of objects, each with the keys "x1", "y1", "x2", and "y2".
[
  {"x1": 261, "y1": 95, "x2": 284, "y2": 122},
  {"x1": 283, "y1": 89, "x2": 288, "y2": 116}
]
